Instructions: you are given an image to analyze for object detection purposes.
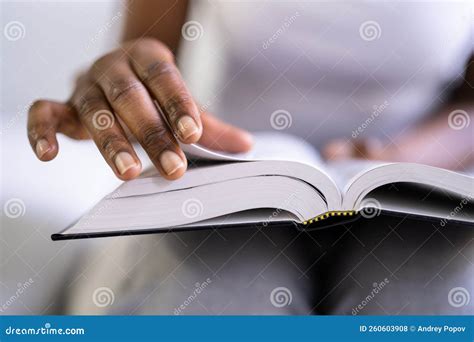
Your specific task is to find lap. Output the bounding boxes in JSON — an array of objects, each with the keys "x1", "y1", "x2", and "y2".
[
  {"x1": 313, "y1": 215, "x2": 473, "y2": 315},
  {"x1": 65, "y1": 226, "x2": 322, "y2": 314},
  {"x1": 65, "y1": 216, "x2": 473, "y2": 315}
]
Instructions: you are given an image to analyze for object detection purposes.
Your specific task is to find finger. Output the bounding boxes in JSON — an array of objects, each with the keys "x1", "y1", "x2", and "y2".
[
  {"x1": 72, "y1": 80, "x2": 142, "y2": 180},
  {"x1": 323, "y1": 139, "x2": 359, "y2": 161},
  {"x1": 348, "y1": 138, "x2": 383, "y2": 159},
  {"x1": 90, "y1": 56, "x2": 186, "y2": 179},
  {"x1": 322, "y1": 138, "x2": 382, "y2": 161},
  {"x1": 129, "y1": 40, "x2": 202, "y2": 143},
  {"x1": 198, "y1": 112, "x2": 253, "y2": 153},
  {"x1": 27, "y1": 100, "x2": 85, "y2": 161}
]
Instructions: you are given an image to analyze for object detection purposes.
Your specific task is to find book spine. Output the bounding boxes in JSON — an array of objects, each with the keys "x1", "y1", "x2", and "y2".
[{"x1": 303, "y1": 210, "x2": 356, "y2": 225}]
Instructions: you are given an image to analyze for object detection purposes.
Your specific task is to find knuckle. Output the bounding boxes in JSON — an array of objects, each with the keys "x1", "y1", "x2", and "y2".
[
  {"x1": 163, "y1": 94, "x2": 194, "y2": 118},
  {"x1": 138, "y1": 123, "x2": 174, "y2": 156},
  {"x1": 136, "y1": 37, "x2": 159, "y2": 47},
  {"x1": 142, "y1": 61, "x2": 177, "y2": 84},
  {"x1": 91, "y1": 53, "x2": 116, "y2": 74},
  {"x1": 134, "y1": 38, "x2": 173, "y2": 59},
  {"x1": 107, "y1": 78, "x2": 146, "y2": 105},
  {"x1": 29, "y1": 100, "x2": 49, "y2": 115},
  {"x1": 98, "y1": 134, "x2": 123, "y2": 158},
  {"x1": 76, "y1": 94, "x2": 105, "y2": 119}
]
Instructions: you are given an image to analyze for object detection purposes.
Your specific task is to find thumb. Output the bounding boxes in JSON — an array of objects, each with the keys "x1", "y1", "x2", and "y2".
[
  {"x1": 198, "y1": 112, "x2": 253, "y2": 153},
  {"x1": 27, "y1": 100, "x2": 88, "y2": 161}
]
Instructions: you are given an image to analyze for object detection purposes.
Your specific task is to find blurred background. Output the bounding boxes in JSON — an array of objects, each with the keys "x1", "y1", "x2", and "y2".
[{"x1": 1, "y1": 0, "x2": 127, "y2": 314}]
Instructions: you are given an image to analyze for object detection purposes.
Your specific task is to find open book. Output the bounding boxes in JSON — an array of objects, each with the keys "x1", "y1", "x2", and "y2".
[{"x1": 52, "y1": 133, "x2": 474, "y2": 240}]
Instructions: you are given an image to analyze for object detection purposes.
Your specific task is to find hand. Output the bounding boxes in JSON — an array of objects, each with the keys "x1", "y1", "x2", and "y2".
[
  {"x1": 322, "y1": 111, "x2": 473, "y2": 171},
  {"x1": 27, "y1": 38, "x2": 253, "y2": 180},
  {"x1": 322, "y1": 138, "x2": 384, "y2": 162}
]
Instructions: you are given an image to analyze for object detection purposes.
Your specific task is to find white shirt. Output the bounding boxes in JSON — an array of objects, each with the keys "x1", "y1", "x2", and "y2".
[{"x1": 180, "y1": 1, "x2": 473, "y2": 147}]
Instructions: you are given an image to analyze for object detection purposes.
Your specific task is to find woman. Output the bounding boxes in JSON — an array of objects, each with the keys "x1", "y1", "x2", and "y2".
[{"x1": 28, "y1": 1, "x2": 473, "y2": 314}]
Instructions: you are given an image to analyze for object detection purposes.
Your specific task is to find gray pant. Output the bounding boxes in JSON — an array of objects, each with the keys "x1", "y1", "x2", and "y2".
[{"x1": 64, "y1": 215, "x2": 473, "y2": 315}]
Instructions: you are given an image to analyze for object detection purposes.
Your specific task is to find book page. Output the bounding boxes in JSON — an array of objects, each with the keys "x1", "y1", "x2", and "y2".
[
  {"x1": 327, "y1": 160, "x2": 474, "y2": 197},
  {"x1": 367, "y1": 183, "x2": 474, "y2": 223},
  {"x1": 181, "y1": 132, "x2": 324, "y2": 168},
  {"x1": 325, "y1": 159, "x2": 385, "y2": 192},
  {"x1": 337, "y1": 162, "x2": 473, "y2": 212}
]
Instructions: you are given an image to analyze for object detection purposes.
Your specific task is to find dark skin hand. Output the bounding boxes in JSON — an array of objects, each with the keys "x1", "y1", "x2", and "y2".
[
  {"x1": 28, "y1": 0, "x2": 473, "y2": 179},
  {"x1": 27, "y1": 0, "x2": 252, "y2": 181},
  {"x1": 323, "y1": 60, "x2": 474, "y2": 170}
]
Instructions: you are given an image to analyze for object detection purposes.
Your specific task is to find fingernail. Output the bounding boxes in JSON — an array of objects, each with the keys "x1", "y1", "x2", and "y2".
[
  {"x1": 177, "y1": 116, "x2": 199, "y2": 140},
  {"x1": 36, "y1": 139, "x2": 50, "y2": 158},
  {"x1": 115, "y1": 152, "x2": 138, "y2": 175},
  {"x1": 160, "y1": 150, "x2": 185, "y2": 175}
]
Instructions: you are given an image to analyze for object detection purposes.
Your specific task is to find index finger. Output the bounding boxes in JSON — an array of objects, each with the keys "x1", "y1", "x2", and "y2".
[{"x1": 128, "y1": 40, "x2": 202, "y2": 144}]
